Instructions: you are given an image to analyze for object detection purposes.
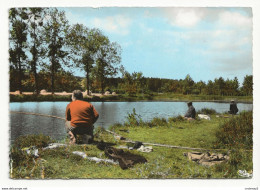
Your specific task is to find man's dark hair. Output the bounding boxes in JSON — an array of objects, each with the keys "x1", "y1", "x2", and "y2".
[
  {"x1": 187, "y1": 102, "x2": 192, "y2": 106},
  {"x1": 73, "y1": 90, "x2": 83, "y2": 100}
]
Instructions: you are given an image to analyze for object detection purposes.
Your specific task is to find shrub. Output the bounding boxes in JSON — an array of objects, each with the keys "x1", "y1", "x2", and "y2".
[
  {"x1": 197, "y1": 108, "x2": 217, "y2": 115},
  {"x1": 125, "y1": 108, "x2": 143, "y2": 126},
  {"x1": 214, "y1": 111, "x2": 253, "y2": 150}
]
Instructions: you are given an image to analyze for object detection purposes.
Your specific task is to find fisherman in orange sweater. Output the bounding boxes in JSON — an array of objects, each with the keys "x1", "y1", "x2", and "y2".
[{"x1": 65, "y1": 90, "x2": 99, "y2": 144}]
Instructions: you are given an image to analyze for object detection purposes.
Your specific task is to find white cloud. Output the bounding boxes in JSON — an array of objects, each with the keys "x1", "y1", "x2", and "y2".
[
  {"x1": 161, "y1": 8, "x2": 252, "y2": 30},
  {"x1": 174, "y1": 9, "x2": 203, "y2": 28},
  {"x1": 91, "y1": 15, "x2": 132, "y2": 35},
  {"x1": 218, "y1": 11, "x2": 252, "y2": 29},
  {"x1": 163, "y1": 8, "x2": 204, "y2": 28}
]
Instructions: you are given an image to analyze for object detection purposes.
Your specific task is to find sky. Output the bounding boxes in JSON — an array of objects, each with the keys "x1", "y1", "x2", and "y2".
[{"x1": 60, "y1": 7, "x2": 253, "y2": 85}]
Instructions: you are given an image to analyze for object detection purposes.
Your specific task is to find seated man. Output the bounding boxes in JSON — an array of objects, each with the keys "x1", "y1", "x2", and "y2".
[
  {"x1": 228, "y1": 100, "x2": 239, "y2": 115},
  {"x1": 184, "y1": 102, "x2": 196, "y2": 120},
  {"x1": 65, "y1": 90, "x2": 99, "y2": 144}
]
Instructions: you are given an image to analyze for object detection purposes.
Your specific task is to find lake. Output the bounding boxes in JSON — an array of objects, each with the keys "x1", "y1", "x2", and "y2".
[{"x1": 10, "y1": 101, "x2": 253, "y2": 142}]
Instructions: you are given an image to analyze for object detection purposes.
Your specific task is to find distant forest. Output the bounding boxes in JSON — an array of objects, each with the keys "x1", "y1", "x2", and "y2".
[{"x1": 9, "y1": 8, "x2": 253, "y2": 96}]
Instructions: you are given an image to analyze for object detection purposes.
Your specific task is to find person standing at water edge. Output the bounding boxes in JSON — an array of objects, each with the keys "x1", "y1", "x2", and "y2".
[
  {"x1": 184, "y1": 102, "x2": 196, "y2": 120},
  {"x1": 65, "y1": 90, "x2": 99, "y2": 144},
  {"x1": 228, "y1": 100, "x2": 239, "y2": 115}
]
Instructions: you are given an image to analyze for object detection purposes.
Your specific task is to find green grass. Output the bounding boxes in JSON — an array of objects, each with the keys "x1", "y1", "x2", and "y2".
[{"x1": 10, "y1": 112, "x2": 253, "y2": 179}]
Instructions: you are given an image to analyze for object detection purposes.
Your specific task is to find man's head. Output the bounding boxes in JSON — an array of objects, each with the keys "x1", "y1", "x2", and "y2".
[
  {"x1": 72, "y1": 90, "x2": 83, "y2": 101},
  {"x1": 187, "y1": 102, "x2": 192, "y2": 107}
]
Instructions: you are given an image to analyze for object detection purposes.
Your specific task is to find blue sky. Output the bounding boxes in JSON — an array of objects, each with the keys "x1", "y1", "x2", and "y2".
[{"x1": 60, "y1": 7, "x2": 252, "y2": 84}]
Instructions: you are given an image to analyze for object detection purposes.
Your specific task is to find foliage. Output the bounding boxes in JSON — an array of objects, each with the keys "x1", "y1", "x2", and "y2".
[
  {"x1": 121, "y1": 71, "x2": 148, "y2": 95},
  {"x1": 241, "y1": 75, "x2": 253, "y2": 96},
  {"x1": 214, "y1": 111, "x2": 253, "y2": 150},
  {"x1": 147, "y1": 117, "x2": 168, "y2": 127},
  {"x1": 125, "y1": 108, "x2": 143, "y2": 126},
  {"x1": 197, "y1": 108, "x2": 217, "y2": 115},
  {"x1": 66, "y1": 24, "x2": 97, "y2": 95},
  {"x1": 182, "y1": 74, "x2": 194, "y2": 95},
  {"x1": 13, "y1": 134, "x2": 55, "y2": 149},
  {"x1": 27, "y1": 8, "x2": 47, "y2": 95},
  {"x1": 92, "y1": 37, "x2": 122, "y2": 94},
  {"x1": 168, "y1": 115, "x2": 185, "y2": 122},
  {"x1": 9, "y1": 8, "x2": 28, "y2": 94},
  {"x1": 42, "y1": 8, "x2": 70, "y2": 94}
]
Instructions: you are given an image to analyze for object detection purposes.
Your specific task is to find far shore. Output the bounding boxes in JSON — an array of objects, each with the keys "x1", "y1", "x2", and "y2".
[
  {"x1": 9, "y1": 91, "x2": 253, "y2": 104},
  {"x1": 10, "y1": 91, "x2": 105, "y2": 97}
]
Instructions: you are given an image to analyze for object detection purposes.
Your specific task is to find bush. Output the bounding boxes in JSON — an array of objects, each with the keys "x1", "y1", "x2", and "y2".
[
  {"x1": 125, "y1": 108, "x2": 143, "y2": 126},
  {"x1": 197, "y1": 108, "x2": 217, "y2": 115},
  {"x1": 214, "y1": 111, "x2": 253, "y2": 150}
]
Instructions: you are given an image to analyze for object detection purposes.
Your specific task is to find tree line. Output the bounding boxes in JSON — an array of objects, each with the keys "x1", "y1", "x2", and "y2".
[
  {"x1": 9, "y1": 8, "x2": 253, "y2": 97},
  {"x1": 104, "y1": 73, "x2": 252, "y2": 96}
]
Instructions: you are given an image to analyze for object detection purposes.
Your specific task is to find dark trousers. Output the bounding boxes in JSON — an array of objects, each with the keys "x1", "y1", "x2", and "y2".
[{"x1": 65, "y1": 121, "x2": 94, "y2": 144}]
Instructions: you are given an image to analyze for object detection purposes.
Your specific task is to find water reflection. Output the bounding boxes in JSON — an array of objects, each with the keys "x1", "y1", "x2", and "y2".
[{"x1": 10, "y1": 101, "x2": 253, "y2": 142}]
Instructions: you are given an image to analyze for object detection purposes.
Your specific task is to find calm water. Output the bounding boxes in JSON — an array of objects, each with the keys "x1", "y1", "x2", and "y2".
[{"x1": 10, "y1": 101, "x2": 253, "y2": 142}]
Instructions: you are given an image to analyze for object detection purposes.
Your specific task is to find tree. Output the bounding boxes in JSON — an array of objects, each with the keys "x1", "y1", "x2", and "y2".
[
  {"x1": 67, "y1": 25, "x2": 103, "y2": 95},
  {"x1": 43, "y1": 8, "x2": 69, "y2": 94},
  {"x1": 196, "y1": 80, "x2": 206, "y2": 94},
  {"x1": 242, "y1": 75, "x2": 253, "y2": 96},
  {"x1": 27, "y1": 8, "x2": 47, "y2": 94},
  {"x1": 214, "y1": 77, "x2": 225, "y2": 95},
  {"x1": 231, "y1": 77, "x2": 239, "y2": 96},
  {"x1": 93, "y1": 36, "x2": 122, "y2": 94},
  {"x1": 121, "y1": 71, "x2": 146, "y2": 95},
  {"x1": 9, "y1": 8, "x2": 28, "y2": 94},
  {"x1": 206, "y1": 80, "x2": 214, "y2": 95},
  {"x1": 182, "y1": 74, "x2": 194, "y2": 94}
]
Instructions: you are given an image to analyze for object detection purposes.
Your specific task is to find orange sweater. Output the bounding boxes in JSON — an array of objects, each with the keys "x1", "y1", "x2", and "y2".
[{"x1": 65, "y1": 100, "x2": 99, "y2": 128}]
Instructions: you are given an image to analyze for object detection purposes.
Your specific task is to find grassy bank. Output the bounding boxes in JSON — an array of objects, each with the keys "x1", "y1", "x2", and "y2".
[
  {"x1": 151, "y1": 93, "x2": 253, "y2": 103},
  {"x1": 10, "y1": 93, "x2": 253, "y2": 103},
  {"x1": 10, "y1": 111, "x2": 253, "y2": 179}
]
